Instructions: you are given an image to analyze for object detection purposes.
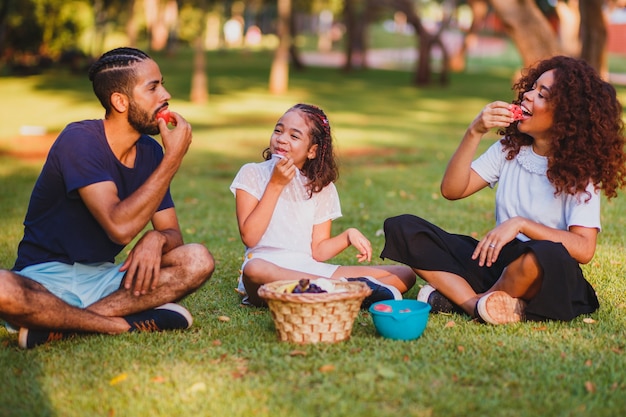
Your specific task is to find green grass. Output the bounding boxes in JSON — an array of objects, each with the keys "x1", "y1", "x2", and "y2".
[{"x1": 1, "y1": 48, "x2": 626, "y2": 417}]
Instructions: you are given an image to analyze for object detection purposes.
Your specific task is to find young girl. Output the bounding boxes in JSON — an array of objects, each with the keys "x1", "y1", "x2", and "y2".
[
  {"x1": 230, "y1": 103, "x2": 415, "y2": 307},
  {"x1": 381, "y1": 56, "x2": 626, "y2": 324}
]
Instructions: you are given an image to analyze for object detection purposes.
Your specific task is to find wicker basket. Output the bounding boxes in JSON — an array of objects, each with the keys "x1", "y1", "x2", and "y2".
[{"x1": 258, "y1": 280, "x2": 372, "y2": 344}]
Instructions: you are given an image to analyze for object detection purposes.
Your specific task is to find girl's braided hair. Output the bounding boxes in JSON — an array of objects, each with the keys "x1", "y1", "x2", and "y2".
[
  {"x1": 87, "y1": 47, "x2": 152, "y2": 115},
  {"x1": 263, "y1": 103, "x2": 339, "y2": 197}
]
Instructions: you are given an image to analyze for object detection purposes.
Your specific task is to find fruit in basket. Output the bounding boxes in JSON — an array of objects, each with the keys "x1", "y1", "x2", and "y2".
[
  {"x1": 307, "y1": 283, "x2": 325, "y2": 293},
  {"x1": 292, "y1": 278, "x2": 327, "y2": 294},
  {"x1": 276, "y1": 278, "x2": 334, "y2": 294},
  {"x1": 277, "y1": 282, "x2": 298, "y2": 293},
  {"x1": 292, "y1": 279, "x2": 310, "y2": 293}
]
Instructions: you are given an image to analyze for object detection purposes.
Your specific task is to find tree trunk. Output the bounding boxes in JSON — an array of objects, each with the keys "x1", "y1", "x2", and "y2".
[
  {"x1": 342, "y1": 0, "x2": 354, "y2": 71},
  {"x1": 489, "y1": 0, "x2": 562, "y2": 67},
  {"x1": 289, "y1": 9, "x2": 305, "y2": 71},
  {"x1": 579, "y1": 0, "x2": 608, "y2": 79},
  {"x1": 343, "y1": 0, "x2": 376, "y2": 71},
  {"x1": 269, "y1": 0, "x2": 291, "y2": 94},
  {"x1": 92, "y1": 0, "x2": 107, "y2": 56},
  {"x1": 189, "y1": 0, "x2": 208, "y2": 104},
  {"x1": 342, "y1": 0, "x2": 368, "y2": 71},
  {"x1": 415, "y1": 28, "x2": 434, "y2": 86},
  {"x1": 450, "y1": 0, "x2": 489, "y2": 72},
  {"x1": 126, "y1": 0, "x2": 138, "y2": 47},
  {"x1": 386, "y1": 0, "x2": 437, "y2": 85},
  {"x1": 555, "y1": 0, "x2": 580, "y2": 57},
  {"x1": 145, "y1": 0, "x2": 178, "y2": 52},
  {"x1": 431, "y1": 0, "x2": 454, "y2": 85},
  {"x1": 367, "y1": 0, "x2": 451, "y2": 86},
  {"x1": 163, "y1": 0, "x2": 179, "y2": 55},
  {"x1": 190, "y1": 37, "x2": 208, "y2": 104},
  {"x1": 145, "y1": 0, "x2": 166, "y2": 52}
]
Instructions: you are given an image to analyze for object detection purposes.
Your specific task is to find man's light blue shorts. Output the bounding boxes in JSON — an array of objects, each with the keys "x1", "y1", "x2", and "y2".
[{"x1": 17, "y1": 261, "x2": 125, "y2": 308}]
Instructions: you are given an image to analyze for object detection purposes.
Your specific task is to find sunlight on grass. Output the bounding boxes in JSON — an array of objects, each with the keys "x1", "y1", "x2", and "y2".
[
  {"x1": 0, "y1": 76, "x2": 101, "y2": 138},
  {"x1": 1, "y1": 48, "x2": 626, "y2": 417}
]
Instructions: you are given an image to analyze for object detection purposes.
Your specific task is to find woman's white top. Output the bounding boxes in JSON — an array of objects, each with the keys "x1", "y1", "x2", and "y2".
[{"x1": 471, "y1": 141, "x2": 601, "y2": 241}]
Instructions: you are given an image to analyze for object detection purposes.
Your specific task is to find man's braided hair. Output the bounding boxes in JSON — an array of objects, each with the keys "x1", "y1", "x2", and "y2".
[{"x1": 87, "y1": 47, "x2": 152, "y2": 114}]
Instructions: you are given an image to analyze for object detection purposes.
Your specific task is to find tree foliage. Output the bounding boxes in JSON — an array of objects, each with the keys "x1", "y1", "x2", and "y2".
[
  {"x1": 0, "y1": 0, "x2": 619, "y2": 86},
  {"x1": 1, "y1": 0, "x2": 92, "y2": 58}
]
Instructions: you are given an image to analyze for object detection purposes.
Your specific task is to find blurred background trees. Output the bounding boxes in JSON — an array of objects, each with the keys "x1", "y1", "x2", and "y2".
[{"x1": 1, "y1": 0, "x2": 624, "y2": 94}]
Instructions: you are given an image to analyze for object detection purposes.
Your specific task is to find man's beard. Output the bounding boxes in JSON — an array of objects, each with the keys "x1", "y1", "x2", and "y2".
[{"x1": 128, "y1": 100, "x2": 160, "y2": 136}]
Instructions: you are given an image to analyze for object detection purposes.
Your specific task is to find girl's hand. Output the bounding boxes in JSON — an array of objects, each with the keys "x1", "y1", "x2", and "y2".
[
  {"x1": 347, "y1": 228, "x2": 372, "y2": 262},
  {"x1": 469, "y1": 101, "x2": 518, "y2": 135},
  {"x1": 270, "y1": 156, "x2": 296, "y2": 186},
  {"x1": 472, "y1": 217, "x2": 524, "y2": 267}
]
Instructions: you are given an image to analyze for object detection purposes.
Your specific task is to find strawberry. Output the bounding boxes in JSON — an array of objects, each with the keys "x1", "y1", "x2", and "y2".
[{"x1": 511, "y1": 104, "x2": 524, "y2": 121}]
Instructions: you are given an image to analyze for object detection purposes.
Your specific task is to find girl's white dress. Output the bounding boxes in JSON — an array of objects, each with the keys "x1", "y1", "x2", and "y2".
[{"x1": 230, "y1": 156, "x2": 343, "y2": 296}]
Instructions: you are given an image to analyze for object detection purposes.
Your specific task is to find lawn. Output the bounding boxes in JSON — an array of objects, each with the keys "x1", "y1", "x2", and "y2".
[{"x1": 1, "y1": 48, "x2": 625, "y2": 417}]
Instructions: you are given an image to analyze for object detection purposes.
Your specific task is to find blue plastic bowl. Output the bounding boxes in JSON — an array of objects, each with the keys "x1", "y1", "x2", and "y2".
[{"x1": 369, "y1": 299, "x2": 431, "y2": 341}]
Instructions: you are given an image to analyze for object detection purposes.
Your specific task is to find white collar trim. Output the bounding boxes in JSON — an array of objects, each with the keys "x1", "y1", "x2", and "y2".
[{"x1": 515, "y1": 145, "x2": 547, "y2": 175}]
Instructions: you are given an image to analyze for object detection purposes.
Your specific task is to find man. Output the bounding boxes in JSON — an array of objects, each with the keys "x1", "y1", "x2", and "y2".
[{"x1": 0, "y1": 47, "x2": 214, "y2": 349}]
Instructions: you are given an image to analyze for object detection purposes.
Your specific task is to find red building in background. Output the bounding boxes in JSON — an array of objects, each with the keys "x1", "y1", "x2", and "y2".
[{"x1": 607, "y1": 8, "x2": 626, "y2": 55}]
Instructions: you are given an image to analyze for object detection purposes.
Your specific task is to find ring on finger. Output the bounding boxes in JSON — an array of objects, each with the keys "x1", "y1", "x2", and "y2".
[{"x1": 489, "y1": 243, "x2": 496, "y2": 248}]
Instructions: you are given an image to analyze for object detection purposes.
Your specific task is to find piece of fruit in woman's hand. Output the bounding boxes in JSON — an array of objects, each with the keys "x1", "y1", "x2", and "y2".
[
  {"x1": 510, "y1": 104, "x2": 524, "y2": 121},
  {"x1": 156, "y1": 109, "x2": 176, "y2": 126}
]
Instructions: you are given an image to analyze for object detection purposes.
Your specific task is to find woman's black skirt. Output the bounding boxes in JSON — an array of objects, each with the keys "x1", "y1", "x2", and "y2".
[{"x1": 381, "y1": 214, "x2": 599, "y2": 321}]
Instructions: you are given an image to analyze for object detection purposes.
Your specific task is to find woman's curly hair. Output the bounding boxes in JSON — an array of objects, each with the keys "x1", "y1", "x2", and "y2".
[
  {"x1": 500, "y1": 55, "x2": 626, "y2": 200},
  {"x1": 263, "y1": 103, "x2": 338, "y2": 197}
]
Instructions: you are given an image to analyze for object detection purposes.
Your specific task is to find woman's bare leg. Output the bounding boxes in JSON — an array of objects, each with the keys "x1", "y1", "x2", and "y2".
[
  {"x1": 332, "y1": 265, "x2": 416, "y2": 293},
  {"x1": 489, "y1": 252, "x2": 543, "y2": 300},
  {"x1": 416, "y1": 269, "x2": 480, "y2": 315},
  {"x1": 416, "y1": 251, "x2": 543, "y2": 318}
]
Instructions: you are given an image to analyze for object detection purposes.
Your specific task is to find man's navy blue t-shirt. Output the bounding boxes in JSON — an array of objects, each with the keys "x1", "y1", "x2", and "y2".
[{"x1": 13, "y1": 119, "x2": 174, "y2": 271}]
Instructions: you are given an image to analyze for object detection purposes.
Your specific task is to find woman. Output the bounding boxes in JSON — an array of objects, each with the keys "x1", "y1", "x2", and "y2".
[{"x1": 381, "y1": 56, "x2": 626, "y2": 324}]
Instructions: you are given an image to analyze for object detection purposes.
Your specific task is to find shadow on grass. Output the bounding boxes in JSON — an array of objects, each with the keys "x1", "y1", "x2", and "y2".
[{"x1": 0, "y1": 341, "x2": 55, "y2": 417}]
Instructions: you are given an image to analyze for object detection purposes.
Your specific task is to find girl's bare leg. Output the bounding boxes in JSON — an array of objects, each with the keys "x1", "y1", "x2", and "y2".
[
  {"x1": 242, "y1": 260, "x2": 416, "y2": 306},
  {"x1": 241, "y1": 259, "x2": 325, "y2": 306}
]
